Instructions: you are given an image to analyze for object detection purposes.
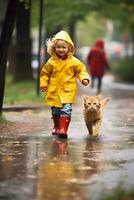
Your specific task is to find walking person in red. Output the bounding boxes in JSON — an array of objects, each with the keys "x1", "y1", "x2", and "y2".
[{"x1": 87, "y1": 39, "x2": 110, "y2": 94}]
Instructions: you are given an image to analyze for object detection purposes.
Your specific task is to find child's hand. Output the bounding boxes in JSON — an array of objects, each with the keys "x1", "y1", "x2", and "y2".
[
  {"x1": 82, "y1": 79, "x2": 89, "y2": 86},
  {"x1": 40, "y1": 86, "x2": 47, "y2": 92}
]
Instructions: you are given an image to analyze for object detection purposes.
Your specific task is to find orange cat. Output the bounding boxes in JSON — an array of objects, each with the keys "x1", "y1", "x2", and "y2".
[{"x1": 83, "y1": 95, "x2": 110, "y2": 137}]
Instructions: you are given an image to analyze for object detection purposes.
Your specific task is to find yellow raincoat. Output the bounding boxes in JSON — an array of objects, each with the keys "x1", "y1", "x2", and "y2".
[{"x1": 40, "y1": 31, "x2": 90, "y2": 107}]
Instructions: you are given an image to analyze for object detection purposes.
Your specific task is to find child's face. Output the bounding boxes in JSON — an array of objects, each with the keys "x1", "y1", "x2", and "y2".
[{"x1": 55, "y1": 40, "x2": 69, "y2": 57}]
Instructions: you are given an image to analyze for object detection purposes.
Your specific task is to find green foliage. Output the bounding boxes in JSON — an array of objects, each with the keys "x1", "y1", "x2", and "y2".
[
  {"x1": 31, "y1": 0, "x2": 134, "y2": 44},
  {"x1": 31, "y1": 0, "x2": 107, "y2": 32},
  {"x1": 100, "y1": 186, "x2": 134, "y2": 200},
  {"x1": 97, "y1": 0, "x2": 134, "y2": 35},
  {"x1": 19, "y1": 0, "x2": 30, "y2": 9},
  {"x1": 31, "y1": 0, "x2": 39, "y2": 27},
  {"x1": 112, "y1": 57, "x2": 134, "y2": 82},
  {"x1": 76, "y1": 13, "x2": 107, "y2": 46}
]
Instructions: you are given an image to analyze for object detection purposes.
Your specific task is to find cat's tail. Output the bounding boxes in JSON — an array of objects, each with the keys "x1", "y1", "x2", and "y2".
[{"x1": 101, "y1": 97, "x2": 110, "y2": 107}]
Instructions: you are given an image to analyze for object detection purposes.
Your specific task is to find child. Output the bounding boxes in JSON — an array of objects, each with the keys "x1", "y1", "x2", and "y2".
[{"x1": 40, "y1": 30, "x2": 90, "y2": 139}]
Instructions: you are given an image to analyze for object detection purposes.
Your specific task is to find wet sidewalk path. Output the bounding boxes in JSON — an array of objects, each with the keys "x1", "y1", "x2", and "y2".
[{"x1": 0, "y1": 76, "x2": 134, "y2": 200}]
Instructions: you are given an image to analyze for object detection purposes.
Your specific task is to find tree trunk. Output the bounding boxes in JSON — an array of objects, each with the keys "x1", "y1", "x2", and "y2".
[
  {"x1": 0, "y1": 0, "x2": 8, "y2": 37},
  {"x1": 0, "y1": 0, "x2": 19, "y2": 114},
  {"x1": 8, "y1": 40, "x2": 16, "y2": 74},
  {"x1": 14, "y1": 0, "x2": 32, "y2": 81}
]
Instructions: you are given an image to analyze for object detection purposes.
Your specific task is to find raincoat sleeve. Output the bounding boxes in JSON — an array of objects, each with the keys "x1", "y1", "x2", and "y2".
[
  {"x1": 40, "y1": 61, "x2": 52, "y2": 88},
  {"x1": 75, "y1": 61, "x2": 90, "y2": 83}
]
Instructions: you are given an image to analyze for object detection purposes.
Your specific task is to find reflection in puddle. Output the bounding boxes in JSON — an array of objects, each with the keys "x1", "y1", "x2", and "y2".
[
  {"x1": 0, "y1": 130, "x2": 134, "y2": 200},
  {"x1": 37, "y1": 138, "x2": 84, "y2": 200},
  {"x1": 36, "y1": 137, "x2": 105, "y2": 200}
]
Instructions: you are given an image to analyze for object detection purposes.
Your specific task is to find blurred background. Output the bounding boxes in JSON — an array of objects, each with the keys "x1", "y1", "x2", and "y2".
[{"x1": 0, "y1": 0, "x2": 134, "y2": 108}]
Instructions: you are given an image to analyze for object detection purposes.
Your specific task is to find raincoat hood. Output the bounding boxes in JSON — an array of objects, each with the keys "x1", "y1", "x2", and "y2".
[
  {"x1": 95, "y1": 39, "x2": 104, "y2": 50},
  {"x1": 52, "y1": 30, "x2": 75, "y2": 54}
]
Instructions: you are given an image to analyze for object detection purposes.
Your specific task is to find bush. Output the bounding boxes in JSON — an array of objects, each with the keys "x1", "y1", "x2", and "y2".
[
  {"x1": 100, "y1": 186, "x2": 134, "y2": 200},
  {"x1": 111, "y1": 57, "x2": 134, "y2": 83}
]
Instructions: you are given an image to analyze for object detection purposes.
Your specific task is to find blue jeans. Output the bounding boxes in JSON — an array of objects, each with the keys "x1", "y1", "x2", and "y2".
[{"x1": 51, "y1": 103, "x2": 72, "y2": 117}]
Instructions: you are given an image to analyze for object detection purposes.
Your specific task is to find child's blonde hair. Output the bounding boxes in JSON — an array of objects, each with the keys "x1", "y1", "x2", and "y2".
[{"x1": 46, "y1": 38, "x2": 75, "y2": 56}]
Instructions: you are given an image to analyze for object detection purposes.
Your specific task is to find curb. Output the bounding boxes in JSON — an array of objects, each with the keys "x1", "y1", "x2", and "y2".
[{"x1": 3, "y1": 105, "x2": 44, "y2": 112}]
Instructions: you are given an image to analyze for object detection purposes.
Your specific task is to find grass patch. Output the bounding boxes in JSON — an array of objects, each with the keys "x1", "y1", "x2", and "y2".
[
  {"x1": 4, "y1": 75, "x2": 44, "y2": 105},
  {"x1": 0, "y1": 113, "x2": 6, "y2": 122}
]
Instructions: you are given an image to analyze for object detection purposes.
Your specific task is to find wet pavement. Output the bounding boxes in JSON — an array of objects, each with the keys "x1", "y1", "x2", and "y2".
[{"x1": 0, "y1": 75, "x2": 134, "y2": 200}]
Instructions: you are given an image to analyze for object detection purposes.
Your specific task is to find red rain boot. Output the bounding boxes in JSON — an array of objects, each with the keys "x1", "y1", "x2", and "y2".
[
  {"x1": 52, "y1": 116, "x2": 60, "y2": 135},
  {"x1": 58, "y1": 116, "x2": 70, "y2": 139}
]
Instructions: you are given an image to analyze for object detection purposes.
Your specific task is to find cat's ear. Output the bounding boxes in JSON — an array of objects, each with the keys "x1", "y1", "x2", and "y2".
[
  {"x1": 83, "y1": 94, "x2": 88, "y2": 101},
  {"x1": 96, "y1": 94, "x2": 102, "y2": 99},
  {"x1": 101, "y1": 97, "x2": 110, "y2": 106}
]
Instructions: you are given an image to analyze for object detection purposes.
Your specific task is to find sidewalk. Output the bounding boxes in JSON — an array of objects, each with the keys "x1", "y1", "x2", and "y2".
[
  {"x1": 3, "y1": 104, "x2": 44, "y2": 112},
  {"x1": 103, "y1": 74, "x2": 134, "y2": 91},
  {"x1": 1, "y1": 74, "x2": 134, "y2": 136},
  {"x1": 1, "y1": 104, "x2": 50, "y2": 136}
]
